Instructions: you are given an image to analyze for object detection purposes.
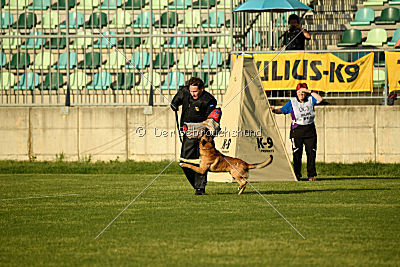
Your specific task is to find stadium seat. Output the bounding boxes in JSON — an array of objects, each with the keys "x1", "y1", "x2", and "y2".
[
  {"x1": 40, "y1": 11, "x2": 60, "y2": 29},
  {"x1": 245, "y1": 31, "x2": 261, "y2": 47},
  {"x1": 70, "y1": 31, "x2": 92, "y2": 49},
  {"x1": 14, "y1": 72, "x2": 39, "y2": 90},
  {"x1": 21, "y1": 32, "x2": 45, "y2": 49},
  {"x1": 374, "y1": 52, "x2": 386, "y2": 67},
  {"x1": 178, "y1": 10, "x2": 201, "y2": 28},
  {"x1": 111, "y1": 73, "x2": 135, "y2": 90},
  {"x1": 4, "y1": 0, "x2": 27, "y2": 10},
  {"x1": 7, "y1": 52, "x2": 30, "y2": 70},
  {"x1": 188, "y1": 36, "x2": 212, "y2": 48},
  {"x1": 78, "y1": 52, "x2": 102, "y2": 69},
  {"x1": 210, "y1": 71, "x2": 230, "y2": 90},
  {"x1": 202, "y1": 11, "x2": 225, "y2": 28},
  {"x1": 363, "y1": 0, "x2": 386, "y2": 6},
  {"x1": 177, "y1": 51, "x2": 199, "y2": 69},
  {"x1": 375, "y1": 7, "x2": 400, "y2": 24},
  {"x1": 54, "y1": 52, "x2": 77, "y2": 69},
  {"x1": 337, "y1": 29, "x2": 362, "y2": 47},
  {"x1": 226, "y1": 12, "x2": 249, "y2": 28},
  {"x1": 193, "y1": 72, "x2": 209, "y2": 87},
  {"x1": 212, "y1": 31, "x2": 232, "y2": 48},
  {"x1": 1, "y1": 12, "x2": 13, "y2": 29},
  {"x1": 192, "y1": 0, "x2": 216, "y2": 9},
  {"x1": 142, "y1": 33, "x2": 165, "y2": 49},
  {"x1": 42, "y1": 73, "x2": 64, "y2": 90},
  {"x1": 86, "y1": 12, "x2": 108, "y2": 28},
  {"x1": 93, "y1": 31, "x2": 117, "y2": 48},
  {"x1": 0, "y1": 52, "x2": 6, "y2": 68},
  {"x1": 153, "y1": 52, "x2": 175, "y2": 69},
  {"x1": 217, "y1": 0, "x2": 229, "y2": 8},
  {"x1": 1, "y1": 32, "x2": 21, "y2": 49},
  {"x1": 350, "y1": 8, "x2": 375, "y2": 25},
  {"x1": 164, "y1": 31, "x2": 188, "y2": 48},
  {"x1": 122, "y1": 0, "x2": 145, "y2": 9},
  {"x1": 145, "y1": 0, "x2": 169, "y2": 9},
  {"x1": 60, "y1": 12, "x2": 84, "y2": 29},
  {"x1": 109, "y1": 13, "x2": 132, "y2": 29},
  {"x1": 373, "y1": 69, "x2": 385, "y2": 88},
  {"x1": 389, "y1": 0, "x2": 400, "y2": 5},
  {"x1": 77, "y1": 0, "x2": 100, "y2": 10},
  {"x1": 362, "y1": 28, "x2": 387, "y2": 46},
  {"x1": 199, "y1": 51, "x2": 223, "y2": 69},
  {"x1": 64, "y1": 72, "x2": 88, "y2": 90},
  {"x1": 45, "y1": 34, "x2": 67, "y2": 49},
  {"x1": 161, "y1": 72, "x2": 185, "y2": 90},
  {"x1": 13, "y1": 12, "x2": 38, "y2": 29},
  {"x1": 28, "y1": 0, "x2": 51, "y2": 10},
  {"x1": 168, "y1": 0, "x2": 192, "y2": 9},
  {"x1": 33, "y1": 52, "x2": 55, "y2": 70},
  {"x1": 51, "y1": 0, "x2": 76, "y2": 9},
  {"x1": 87, "y1": 72, "x2": 112, "y2": 90},
  {"x1": 332, "y1": 52, "x2": 350, "y2": 62},
  {"x1": 0, "y1": 0, "x2": 4, "y2": 7},
  {"x1": 99, "y1": 0, "x2": 122, "y2": 9},
  {"x1": 117, "y1": 34, "x2": 142, "y2": 48},
  {"x1": 155, "y1": 12, "x2": 178, "y2": 28},
  {"x1": 136, "y1": 72, "x2": 161, "y2": 90},
  {"x1": 102, "y1": 51, "x2": 126, "y2": 69},
  {"x1": 0, "y1": 72, "x2": 16, "y2": 90},
  {"x1": 388, "y1": 28, "x2": 400, "y2": 46},
  {"x1": 133, "y1": 11, "x2": 155, "y2": 28},
  {"x1": 126, "y1": 52, "x2": 150, "y2": 69},
  {"x1": 351, "y1": 52, "x2": 371, "y2": 61}
]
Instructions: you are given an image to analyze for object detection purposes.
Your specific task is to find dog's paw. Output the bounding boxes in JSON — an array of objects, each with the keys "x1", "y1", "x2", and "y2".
[{"x1": 180, "y1": 163, "x2": 188, "y2": 168}]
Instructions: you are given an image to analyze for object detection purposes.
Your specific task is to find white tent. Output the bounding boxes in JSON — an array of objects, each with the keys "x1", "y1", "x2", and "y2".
[{"x1": 208, "y1": 55, "x2": 296, "y2": 182}]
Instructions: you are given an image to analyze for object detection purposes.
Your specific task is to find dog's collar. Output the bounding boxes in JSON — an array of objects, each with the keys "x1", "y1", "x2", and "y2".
[{"x1": 200, "y1": 147, "x2": 214, "y2": 150}]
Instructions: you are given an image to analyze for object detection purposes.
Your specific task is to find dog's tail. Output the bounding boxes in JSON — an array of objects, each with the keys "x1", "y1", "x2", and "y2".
[{"x1": 248, "y1": 155, "x2": 273, "y2": 169}]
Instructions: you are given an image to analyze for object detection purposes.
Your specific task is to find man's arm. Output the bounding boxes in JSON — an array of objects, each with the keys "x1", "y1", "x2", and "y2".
[
  {"x1": 170, "y1": 87, "x2": 184, "y2": 111},
  {"x1": 296, "y1": 24, "x2": 311, "y2": 39},
  {"x1": 270, "y1": 107, "x2": 283, "y2": 114},
  {"x1": 300, "y1": 88, "x2": 323, "y2": 104}
]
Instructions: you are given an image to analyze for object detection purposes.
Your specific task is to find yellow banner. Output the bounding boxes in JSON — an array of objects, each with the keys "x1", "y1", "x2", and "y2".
[
  {"x1": 385, "y1": 51, "x2": 400, "y2": 92},
  {"x1": 232, "y1": 53, "x2": 374, "y2": 92}
]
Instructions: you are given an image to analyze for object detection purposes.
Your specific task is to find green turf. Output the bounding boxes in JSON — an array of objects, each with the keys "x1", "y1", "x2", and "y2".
[{"x1": 0, "y1": 172, "x2": 399, "y2": 265}]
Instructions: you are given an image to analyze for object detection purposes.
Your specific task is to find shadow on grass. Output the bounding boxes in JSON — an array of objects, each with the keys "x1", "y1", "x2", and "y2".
[
  {"x1": 215, "y1": 187, "x2": 392, "y2": 195},
  {"x1": 317, "y1": 176, "x2": 400, "y2": 181}
]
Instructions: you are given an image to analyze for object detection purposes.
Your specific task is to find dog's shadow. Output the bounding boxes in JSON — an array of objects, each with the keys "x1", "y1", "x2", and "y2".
[{"x1": 215, "y1": 187, "x2": 392, "y2": 195}]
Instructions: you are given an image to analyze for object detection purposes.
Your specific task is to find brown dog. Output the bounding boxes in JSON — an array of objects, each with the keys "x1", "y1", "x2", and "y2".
[{"x1": 180, "y1": 134, "x2": 273, "y2": 195}]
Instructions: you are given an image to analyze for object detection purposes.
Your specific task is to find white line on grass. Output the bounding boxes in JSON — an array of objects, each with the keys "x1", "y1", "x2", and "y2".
[
  {"x1": 0, "y1": 193, "x2": 80, "y2": 201},
  {"x1": 94, "y1": 158, "x2": 176, "y2": 240},
  {"x1": 221, "y1": 156, "x2": 306, "y2": 240}
]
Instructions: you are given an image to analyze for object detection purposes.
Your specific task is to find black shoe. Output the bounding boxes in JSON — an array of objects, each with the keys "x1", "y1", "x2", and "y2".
[{"x1": 194, "y1": 188, "x2": 205, "y2": 195}]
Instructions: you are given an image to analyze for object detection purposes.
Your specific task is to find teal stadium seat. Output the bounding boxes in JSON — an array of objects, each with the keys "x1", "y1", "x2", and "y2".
[
  {"x1": 60, "y1": 12, "x2": 84, "y2": 29},
  {"x1": 42, "y1": 73, "x2": 64, "y2": 90},
  {"x1": 14, "y1": 73, "x2": 39, "y2": 90},
  {"x1": 350, "y1": 8, "x2": 375, "y2": 25},
  {"x1": 28, "y1": 0, "x2": 51, "y2": 10},
  {"x1": 164, "y1": 31, "x2": 188, "y2": 48},
  {"x1": 1, "y1": 12, "x2": 13, "y2": 29},
  {"x1": 245, "y1": 31, "x2": 261, "y2": 47},
  {"x1": 362, "y1": 28, "x2": 387, "y2": 46},
  {"x1": 54, "y1": 52, "x2": 77, "y2": 69},
  {"x1": 13, "y1": 12, "x2": 38, "y2": 29},
  {"x1": 161, "y1": 72, "x2": 185, "y2": 90},
  {"x1": 126, "y1": 52, "x2": 150, "y2": 69},
  {"x1": 0, "y1": 72, "x2": 16, "y2": 90},
  {"x1": 202, "y1": 11, "x2": 225, "y2": 28},
  {"x1": 337, "y1": 29, "x2": 362, "y2": 47},
  {"x1": 168, "y1": 0, "x2": 192, "y2": 9},
  {"x1": 0, "y1": 52, "x2": 6, "y2": 68},
  {"x1": 21, "y1": 32, "x2": 45, "y2": 49},
  {"x1": 133, "y1": 11, "x2": 155, "y2": 28},
  {"x1": 388, "y1": 28, "x2": 400, "y2": 46},
  {"x1": 93, "y1": 31, "x2": 117, "y2": 48},
  {"x1": 99, "y1": 0, "x2": 122, "y2": 9},
  {"x1": 375, "y1": 7, "x2": 400, "y2": 25},
  {"x1": 87, "y1": 72, "x2": 111, "y2": 90},
  {"x1": 199, "y1": 51, "x2": 223, "y2": 69},
  {"x1": 51, "y1": 0, "x2": 76, "y2": 9}
]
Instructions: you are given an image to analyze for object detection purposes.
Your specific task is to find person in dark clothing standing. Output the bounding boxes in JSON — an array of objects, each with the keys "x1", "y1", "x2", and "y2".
[
  {"x1": 171, "y1": 77, "x2": 218, "y2": 195},
  {"x1": 282, "y1": 14, "x2": 311, "y2": 50},
  {"x1": 270, "y1": 83, "x2": 323, "y2": 181}
]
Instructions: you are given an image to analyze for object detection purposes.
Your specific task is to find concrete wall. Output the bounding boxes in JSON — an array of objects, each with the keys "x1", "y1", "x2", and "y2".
[{"x1": 0, "y1": 106, "x2": 399, "y2": 163}]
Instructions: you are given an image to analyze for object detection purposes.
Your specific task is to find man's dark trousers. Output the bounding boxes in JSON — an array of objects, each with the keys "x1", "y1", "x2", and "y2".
[{"x1": 180, "y1": 135, "x2": 207, "y2": 190}]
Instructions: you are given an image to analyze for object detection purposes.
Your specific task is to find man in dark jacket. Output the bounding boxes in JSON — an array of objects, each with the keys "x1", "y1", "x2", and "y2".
[{"x1": 171, "y1": 77, "x2": 218, "y2": 195}]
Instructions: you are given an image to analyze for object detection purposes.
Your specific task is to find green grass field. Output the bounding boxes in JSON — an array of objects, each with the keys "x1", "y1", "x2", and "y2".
[{"x1": 0, "y1": 162, "x2": 399, "y2": 266}]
